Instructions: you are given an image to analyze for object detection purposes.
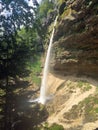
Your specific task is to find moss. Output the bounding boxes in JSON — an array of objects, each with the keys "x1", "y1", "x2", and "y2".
[{"x1": 77, "y1": 80, "x2": 92, "y2": 92}]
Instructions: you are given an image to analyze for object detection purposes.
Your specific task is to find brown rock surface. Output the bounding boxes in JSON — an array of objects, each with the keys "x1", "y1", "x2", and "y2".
[
  {"x1": 51, "y1": 0, "x2": 98, "y2": 78},
  {"x1": 46, "y1": 73, "x2": 98, "y2": 130}
]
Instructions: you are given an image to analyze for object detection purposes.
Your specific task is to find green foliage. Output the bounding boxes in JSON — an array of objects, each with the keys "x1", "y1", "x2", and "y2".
[
  {"x1": 0, "y1": 0, "x2": 40, "y2": 78},
  {"x1": 0, "y1": 0, "x2": 34, "y2": 36},
  {"x1": 35, "y1": 123, "x2": 64, "y2": 130},
  {"x1": 27, "y1": 55, "x2": 41, "y2": 85},
  {"x1": 38, "y1": 0, "x2": 54, "y2": 18},
  {"x1": 78, "y1": 81, "x2": 84, "y2": 88},
  {"x1": 17, "y1": 27, "x2": 38, "y2": 53},
  {"x1": 94, "y1": 108, "x2": 98, "y2": 113},
  {"x1": 78, "y1": 95, "x2": 98, "y2": 122},
  {"x1": 48, "y1": 123, "x2": 64, "y2": 130},
  {"x1": 77, "y1": 80, "x2": 92, "y2": 92}
]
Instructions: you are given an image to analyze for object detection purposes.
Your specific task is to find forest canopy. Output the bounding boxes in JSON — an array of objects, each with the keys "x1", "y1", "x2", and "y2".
[
  {"x1": 0, "y1": 1, "x2": 39, "y2": 129},
  {"x1": 0, "y1": 0, "x2": 39, "y2": 79}
]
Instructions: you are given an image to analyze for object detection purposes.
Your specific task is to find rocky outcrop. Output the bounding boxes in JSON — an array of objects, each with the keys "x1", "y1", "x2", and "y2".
[{"x1": 51, "y1": 0, "x2": 98, "y2": 78}]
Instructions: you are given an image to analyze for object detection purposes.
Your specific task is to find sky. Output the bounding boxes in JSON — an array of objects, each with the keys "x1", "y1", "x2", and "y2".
[
  {"x1": 28, "y1": 0, "x2": 42, "y2": 7},
  {"x1": 0, "y1": 0, "x2": 42, "y2": 18}
]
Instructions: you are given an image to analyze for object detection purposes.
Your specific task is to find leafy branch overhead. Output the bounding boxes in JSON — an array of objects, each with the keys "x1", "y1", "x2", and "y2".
[
  {"x1": 0, "y1": 0, "x2": 39, "y2": 79},
  {"x1": 0, "y1": 0, "x2": 36, "y2": 39}
]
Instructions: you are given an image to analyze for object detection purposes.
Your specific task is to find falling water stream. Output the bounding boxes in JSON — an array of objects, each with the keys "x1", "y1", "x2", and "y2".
[
  {"x1": 29, "y1": 16, "x2": 58, "y2": 104},
  {"x1": 39, "y1": 16, "x2": 58, "y2": 104}
]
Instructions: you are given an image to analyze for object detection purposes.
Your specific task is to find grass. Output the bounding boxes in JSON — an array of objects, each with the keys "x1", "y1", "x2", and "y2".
[
  {"x1": 80, "y1": 95, "x2": 98, "y2": 122},
  {"x1": 64, "y1": 95, "x2": 98, "y2": 123},
  {"x1": 77, "y1": 80, "x2": 92, "y2": 92},
  {"x1": 83, "y1": 83, "x2": 92, "y2": 91},
  {"x1": 78, "y1": 81, "x2": 84, "y2": 88},
  {"x1": 61, "y1": 79, "x2": 98, "y2": 123},
  {"x1": 94, "y1": 108, "x2": 98, "y2": 113},
  {"x1": 94, "y1": 97, "x2": 98, "y2": 104}
]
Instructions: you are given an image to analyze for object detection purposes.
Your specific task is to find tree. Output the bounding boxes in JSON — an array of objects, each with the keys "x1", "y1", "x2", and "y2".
[
  {"x1": 37, "y1": 0, "x2": 54, "y2": 18},
  {"x1": 0, "y1": 1, "x2": 39, "y2": 129},
  {"x1": 0, "y1": 0, "x2": 36, "y2": 78}
]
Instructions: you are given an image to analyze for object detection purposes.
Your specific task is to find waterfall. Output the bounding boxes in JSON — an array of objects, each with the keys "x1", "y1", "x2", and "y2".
[{"x1": 39, "y1": 16, "x2": 58, "y2": 104}]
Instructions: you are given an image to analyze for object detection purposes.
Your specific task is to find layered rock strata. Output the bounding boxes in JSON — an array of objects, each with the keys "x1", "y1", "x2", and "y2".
[{"x1": 52, "y1": 0, "x2": 98, "y2": 78}]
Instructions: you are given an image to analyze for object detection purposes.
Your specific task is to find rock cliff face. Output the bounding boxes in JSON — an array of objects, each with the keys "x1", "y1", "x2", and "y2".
[{"x1": 52, "y1": 0, "x2": 98, "y2": 78}]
